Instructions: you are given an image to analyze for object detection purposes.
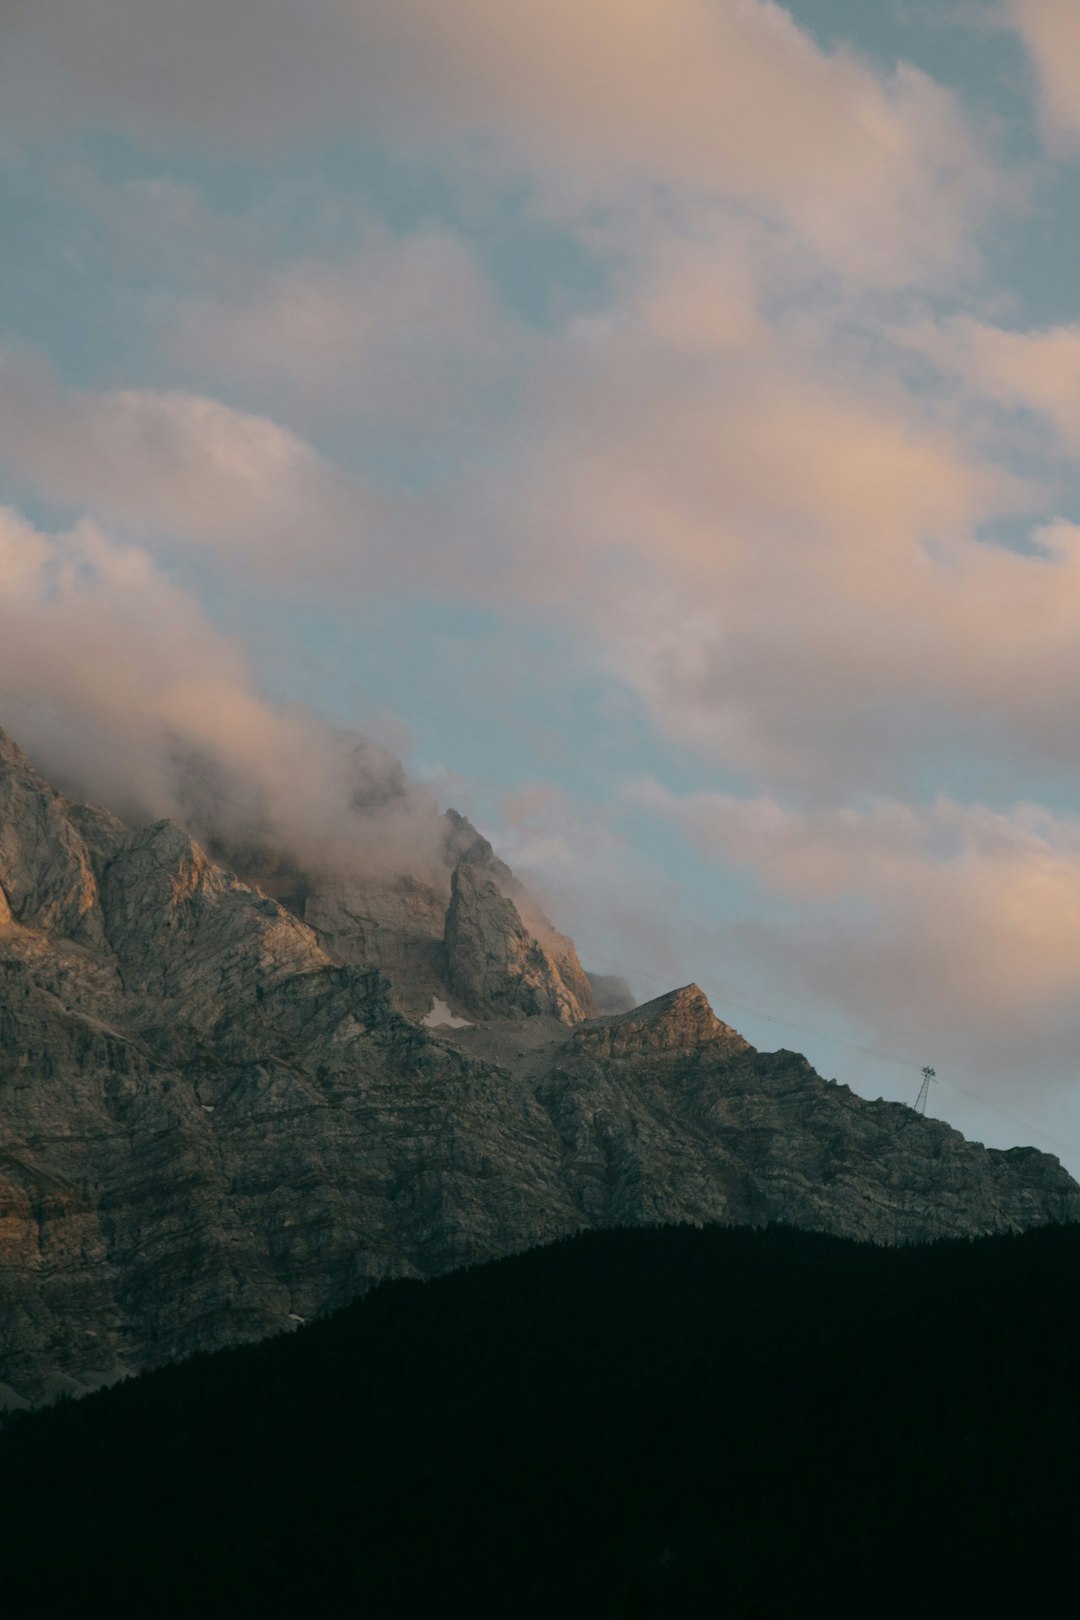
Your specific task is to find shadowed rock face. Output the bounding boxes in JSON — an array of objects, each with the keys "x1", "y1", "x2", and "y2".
[{"x1": 0, "y1": 726, "x2": 1077, "y2": 1406}]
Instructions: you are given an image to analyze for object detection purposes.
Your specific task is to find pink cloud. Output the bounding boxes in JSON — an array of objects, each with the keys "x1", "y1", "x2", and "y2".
[
  {"x1": 637, "y1": 778, "x2": 1080, "y2": 1083},
  {"x1": 165, "y1": 228, "x2": 516, "y2": 429},
  {"x1": 1007, "y1": 0, "x2": 1080, "y2": 151},
  {"x1": 469, "y1": 247, "x2": 1061, "y2": 791},
  {"x1": 1, "y1": 1, "x2": 1000, "y2": 283},
  {"x1": 494, "y1": 781, "x2": 690, "y2": 997},
  {"x1": 0, "y1": 353, "x2": 382, "y2": 577},
  {"x1": 908, "y1": 315, "x2": 1080, "y2": 453},
  {"x1": 0, "y1": 509, "x2": 446, "y2": 875}
]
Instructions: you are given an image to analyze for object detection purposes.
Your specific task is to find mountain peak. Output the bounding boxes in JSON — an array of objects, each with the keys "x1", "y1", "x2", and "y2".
[
  {"x1": 0, "y1": 725, "x2": 30, "y2": 772},
  {"x1": 0, "y1": 726, "x2": 107, "y2": 948},
  {"x1": 575, "y1": 982, "x2": 751, "y2": 1059},
  {"x1": 444, "y1": 855, "x2": 594, "y2": 1022}
]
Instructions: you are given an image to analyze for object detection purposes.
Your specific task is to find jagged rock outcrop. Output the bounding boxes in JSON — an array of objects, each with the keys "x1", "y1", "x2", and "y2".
[
  {"x1": 302, "y1": 869, "x2": 450, "y2": 1017},
  {"x1": 0, "y1": 727, "x2": 1077, "y2": 1406},
  {"x1": 443, "y1": 854, "x2": 594, "y2": 1023},
  {"x1": 230, "y1": 803, "x2": 591, "y2": 1026},
  {"x1": 101, "y1": 821, "x2": 328, "y2": 1012},
  {"x1": 439, "y1": 810, "x2": 594, "y2": 1022},
  {"x1": 0, "y1": 730, "x2": 107, "y2": 948},
  {"x1": 574, "y1": 984, "x2": 748, "y2": 1059}
]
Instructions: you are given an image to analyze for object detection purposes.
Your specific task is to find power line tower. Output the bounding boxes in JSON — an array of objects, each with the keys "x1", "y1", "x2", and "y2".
[{"x1": 914, "y1": 1066, "x2": 936, "y2": 1115}]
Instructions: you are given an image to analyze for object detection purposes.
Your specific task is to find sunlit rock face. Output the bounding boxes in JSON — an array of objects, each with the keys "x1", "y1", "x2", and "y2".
[
  {"x1": 233, "y1": 803, "x2": 592, "y2": 1026},
  {"x1": 0, "y1": 729, "x2": 107, "y2": 949},
  {"x1": 573, "y1": 984, "x2": 747, "y2": 1060},
  {"x1": 0, "y1": 725, "x2": 1077, "y2": 1407},
  {"x1": 444, "y1": 854, "x2": 594, "y2": 1023}
]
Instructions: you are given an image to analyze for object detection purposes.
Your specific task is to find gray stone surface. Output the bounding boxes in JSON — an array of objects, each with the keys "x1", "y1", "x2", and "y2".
[
  {"x1": 232, "y1": 803, "x2": 591, "y2": 1026},
  {"x1": 444, "y1": 855, "x2": 594, "y2": 1023},
  {"x1": 0, "y1": 727, "x2": 1076, "y2": 1406}
]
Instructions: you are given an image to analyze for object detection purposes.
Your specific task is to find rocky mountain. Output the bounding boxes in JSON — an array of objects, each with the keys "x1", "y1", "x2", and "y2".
[
  {"x1": 227, "y1": 804, "x2": 594, "y2": 1024},
  {"x1": 0, "y1": 726, "x2": 1076, "y2": 1406}
]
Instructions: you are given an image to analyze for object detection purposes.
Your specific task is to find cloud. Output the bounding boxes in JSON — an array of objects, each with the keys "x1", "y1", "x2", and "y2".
[
  {"x1": 0, "y1": 1, "x2": 356, "y2": 148},
  {"x1": 428, "y1": 0, "x2": 998, "y2": 283},
  {"x1": 1007, "y1": 0, "x2": 1080, "y2": 151},
  {"x1": 165, "y1": 228, "x2": 515, "y2": 432},
  {"x1": 470, "y1": 246, "x2": 1068, "y2": 793},
  {"x1": 0, "y1": 507, "x2": 447, "y2": 876},
  {"x1": 495, "y1": 781, "x2": 689, "y2": 997},
  {"x1": 909, "y1": 314, "x2": 1080, "y2": 454},
  {"x1": 0, "y1": 353, "x2": 378, "y2": 577},
  {"x1": 2, "y1": 191, "x2": 1059, "y2": 814},
  {"x1": 0, "y1": 1, "x2": 999, "y2": 283},
  {"x1": 594, "y1": 519, "x2": 1080, "y2": 788},
  {"x1": 637, "y1": 778, "x2": 1080, "y2": 1085}
]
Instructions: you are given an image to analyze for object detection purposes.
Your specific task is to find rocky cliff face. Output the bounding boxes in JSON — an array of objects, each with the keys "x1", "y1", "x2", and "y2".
[
  {"x1": 0, "y1": 727, "x2": 1076, "y2": 1406},
  {"x1": 444, "y1": 853, "x2": 594, "y2": 1022},
  {"x1": 230, "y1": 804, "x2": 593, "y2": 1025}
]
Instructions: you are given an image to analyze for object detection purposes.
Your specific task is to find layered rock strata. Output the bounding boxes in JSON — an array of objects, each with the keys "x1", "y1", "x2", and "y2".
[{"x1": 0, "y1": 727, "x2": 1076, "y2": 1406}]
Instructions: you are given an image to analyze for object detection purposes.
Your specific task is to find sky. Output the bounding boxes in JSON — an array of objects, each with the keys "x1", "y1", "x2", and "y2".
[{"x1": 5, "y1": 1, "x2": 1080, "y2": 1167}]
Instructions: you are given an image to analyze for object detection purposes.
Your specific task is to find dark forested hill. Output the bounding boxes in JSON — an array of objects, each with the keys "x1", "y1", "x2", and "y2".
[{"x1": 3, "y1": 1221, "x2": 1079, "y2": 1619}]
